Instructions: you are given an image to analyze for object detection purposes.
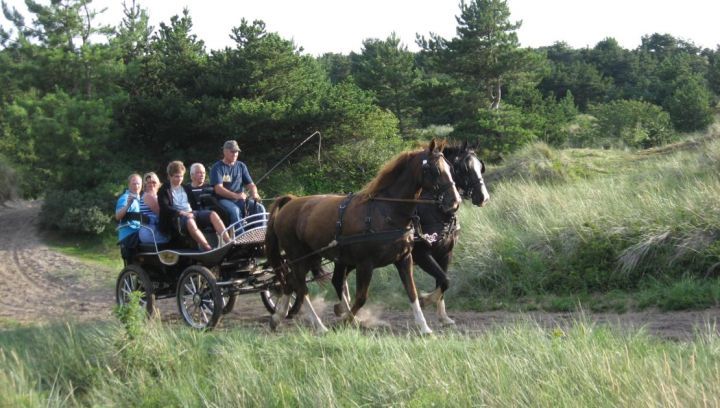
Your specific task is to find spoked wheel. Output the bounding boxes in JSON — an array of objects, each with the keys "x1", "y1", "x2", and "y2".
[
  {"x1": 177, "y1": 265, "x2": 223, "y2": 330},
  {"x1": 261, "y1": 289, "x2": 299, "y2": 316},
  {"x1": 116, "y1": 265, "x2": 156, "y2": 317},
  {"x1": 222, "y1": 292, "x2": 237, "y2": 314}
]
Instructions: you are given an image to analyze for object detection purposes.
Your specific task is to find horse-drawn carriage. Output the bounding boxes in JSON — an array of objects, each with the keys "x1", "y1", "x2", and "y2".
[
  {"x1": 115, "y1": 140, "x2": 489, "y2": 333},
  {"x1": 115, "y1": 214, "x2": 288, "y2": 329}
]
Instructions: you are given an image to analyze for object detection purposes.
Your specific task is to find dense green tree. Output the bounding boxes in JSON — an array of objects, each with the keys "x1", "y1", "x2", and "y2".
[
  {"x1": 113, "y1": 0, "x2": 152, "y2": 65},
  {"x1": 419, "y1": 0, "x2": 537, "y2": 112},
  {"x1": 539, "y1": 42, "x2": 613, "y2": 110},
  {"x1": 2, "y1": 0, "x2": 117, "y2": 98},
  {"x1": 351, "y1": 33, "x2": 420, "y2": 135},
  {"x1": 586, "y1": 38, "x2": 640, "y2": 99},
  {"x1": 707, "y1": 47, "x2": 720, "y2": 99},
  {"x1": 119, "y1": 9, "x2": 211, "y2": 167},
  {"x1": 663, "y1": 74, "x2": 713, "y2": 132},
  {"x1": 1, "y1": 90, "x2": 117, "y2": 196},
  {"x1": 317, "y1": 52, "x2": 351, "y2": 85}
]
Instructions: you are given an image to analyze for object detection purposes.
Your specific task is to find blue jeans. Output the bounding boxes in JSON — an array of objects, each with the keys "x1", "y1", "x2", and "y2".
[{"x1": 218, "y1": 198, "x2": 267, "y2": 233}]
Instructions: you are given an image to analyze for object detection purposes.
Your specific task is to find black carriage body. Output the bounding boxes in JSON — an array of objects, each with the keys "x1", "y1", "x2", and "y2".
[{"x1": 115, "y1": 214, "x2": 285, "y2": 330}]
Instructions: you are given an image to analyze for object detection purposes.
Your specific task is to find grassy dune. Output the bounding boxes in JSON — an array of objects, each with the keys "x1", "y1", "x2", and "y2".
[
  {"x1": 446, "y1": 126, "x2": 720, "y2": 311},
  {"x1": 352, "y1": 127, "x2": 720, "y2": 312},
  {"x1": 2, "y1": 319, "x2": 720, "y2": 407}
]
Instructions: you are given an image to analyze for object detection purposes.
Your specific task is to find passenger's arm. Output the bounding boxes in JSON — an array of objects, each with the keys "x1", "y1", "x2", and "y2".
[
  {"x1": 115, "y1": 195, "x2": 135, "y2": 221},
  {"x1": 144, "y1": 194, "x2": 160, "y2": 215}
]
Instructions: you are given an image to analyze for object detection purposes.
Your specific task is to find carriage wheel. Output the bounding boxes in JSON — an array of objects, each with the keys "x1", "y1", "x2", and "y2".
[
  {"x1": 177, "y1": 265, "x2": 223, "y2": 329},
  {"x1": 115, "y1": 265, "x2": 156, "y2": 317},
  {"x1": 222, "y1": 292, "x2": 237, "y2": 314},
  {"x1": 260, "y1": 289, "x2": 298, "y2": 316}
]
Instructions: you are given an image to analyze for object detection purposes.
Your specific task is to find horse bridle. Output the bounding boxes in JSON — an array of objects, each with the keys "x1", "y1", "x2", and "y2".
[
  {"x1": 422, "y1": 152, "x2": 456, "y2": 205},
  {"x1": 452, "y1": 150, "x2": 485, "y2": 199}
]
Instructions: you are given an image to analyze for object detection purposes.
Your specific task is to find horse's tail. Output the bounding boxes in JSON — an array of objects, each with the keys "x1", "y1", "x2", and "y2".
[{"x1": 265, "y1": 195, "x2": 295, "y2": 269}]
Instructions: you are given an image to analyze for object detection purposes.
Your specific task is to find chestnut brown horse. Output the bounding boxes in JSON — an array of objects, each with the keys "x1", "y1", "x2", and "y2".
[
  {"x1": 331, "y1": 141, "x2": 490, "y2": 326},
  {"x1": 265, "y1": 140, "x2": 461, "y2": 333}
]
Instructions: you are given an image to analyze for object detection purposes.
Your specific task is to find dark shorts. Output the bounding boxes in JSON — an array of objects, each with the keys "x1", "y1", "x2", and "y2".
[{"x1": 177, "y1": 210, "x2": 213, "y2": 233}]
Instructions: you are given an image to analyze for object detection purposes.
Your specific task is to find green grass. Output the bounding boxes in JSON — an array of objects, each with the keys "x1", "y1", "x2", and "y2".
[
  {"x1": 1, "y1": 320, "x2": 719, "y2": 406},
  {"x1": 42, "y1": 229, "x2": 123, "y2": 271},
  {"x1": 439, "y1": 127, "x2": 720, "y2": 310}
]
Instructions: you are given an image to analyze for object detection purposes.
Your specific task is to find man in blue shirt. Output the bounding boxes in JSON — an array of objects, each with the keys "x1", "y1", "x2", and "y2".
[
  {"x1": 115, "y1": 173, "x2": 142, "y2": 241},
  {"x1": 115, "y1": 173, "x2": 142, "y2": 263},
  {"x1": 210, "y1": 140, "x2": 266, "y2": 232}
]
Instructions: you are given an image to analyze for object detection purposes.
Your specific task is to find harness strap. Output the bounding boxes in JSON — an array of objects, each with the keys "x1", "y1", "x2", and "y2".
[
  {"x1": 336, "y1": 228, "x2": 411, "y2": 247},
  {"x1": 335, "y1": 193, "x2": 354, "y2": 241}
]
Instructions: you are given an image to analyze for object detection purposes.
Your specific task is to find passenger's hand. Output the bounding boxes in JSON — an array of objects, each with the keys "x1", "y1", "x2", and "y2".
[
  {"x1": 250, "y1": 191, "x2": 260, "y2": 201},
  {"x1": 237, "y1": 191, "x2": 247, "y2": 201}
]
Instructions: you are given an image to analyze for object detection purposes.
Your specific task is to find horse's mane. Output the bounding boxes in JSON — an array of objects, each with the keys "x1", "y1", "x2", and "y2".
[
  {"x1": 442, "y1": 143, "x2": 471, "y2": 159},
  {"x1": 358, "y1": 149, "x2": 422, "y2": 199}
]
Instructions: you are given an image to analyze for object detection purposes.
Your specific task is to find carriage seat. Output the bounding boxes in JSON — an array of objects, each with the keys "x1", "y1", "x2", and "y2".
[
  {"x1": 198, "y1": 192, "x2": 231, "y2": 226},
  {"x1": 137, "y1": 241, "x2": 173, "y2": 253}
]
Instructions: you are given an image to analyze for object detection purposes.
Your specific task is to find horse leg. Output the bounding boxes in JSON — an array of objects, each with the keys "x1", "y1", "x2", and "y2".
[
  {"x1": 332, "y1": 263, "x2": 355, "y2": 319},
  {"x1": 270, "y1": 292, "x2": 292, "y2": 331},
  {"x1": 348, "y1": 262, "x2": 374, "y2": 323},
  {"x1": 413, "y1": 248, "x2": 447, "y2": 308},
  {"x1": 434, "y1": 251, "x2": 455, "y2": 325},
  {"x1": 270, "y1": 255, "x2": 307, "y2": 330},
  {"x1": 395, "y1": 254, "x2": 432, "y2": 334},
  {"x1": 302, "y1": 293, "x2": 328, "y2": 333},
  {"x1": 291, "y1": 259, "x2": 328, "y2": 333},
  {"x1": 287, "y1": 256, "x2": 323, "y2": 318}
]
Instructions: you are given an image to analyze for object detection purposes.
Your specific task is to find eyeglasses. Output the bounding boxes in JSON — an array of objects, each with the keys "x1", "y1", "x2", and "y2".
[{"x1": 146, "y1": 180, "x2": 158, "y2": 185}]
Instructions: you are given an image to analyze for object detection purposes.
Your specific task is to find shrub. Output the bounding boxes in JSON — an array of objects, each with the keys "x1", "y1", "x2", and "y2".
[
  {"x1": 663, "y1": 74, "x2": 714, "y2": 132},
  {"x1": 452, "y1": 105, "x2": 537, "y2": 162},
  {"x1": 263, "y1": 135, "x2": 408, "y2": 196},
  {"x1": 588, "y1": 100, "x2": 674, "y2": 148},
  {"x1": 40, "y1": 188, "x2": 114, "y2": 235},
  {"x1": 0, "y1": 155, "x2": 17, "y2": 202}
]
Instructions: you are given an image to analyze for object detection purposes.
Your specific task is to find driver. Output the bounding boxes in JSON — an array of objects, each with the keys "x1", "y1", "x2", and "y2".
[{"x1": 210, "y1": 140, "x2": 266, "y2": 232}]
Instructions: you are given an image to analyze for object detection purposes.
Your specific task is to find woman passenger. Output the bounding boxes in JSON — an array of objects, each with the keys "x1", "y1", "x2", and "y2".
[
  {"x1": 139, "y1": 171, "x2": 169, "y2": 244},
  {"x1": 158, "y1": 161, "x2": 231, "y2": 251}
]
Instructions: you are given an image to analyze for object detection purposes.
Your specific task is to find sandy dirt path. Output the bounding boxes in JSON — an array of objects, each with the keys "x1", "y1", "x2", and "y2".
[
  {"x1": 0, "y1": 201, "x2": 113, "y2": 323},
  {"x1": 1, "y1": 201, "x2": 718, "y2": 340}
]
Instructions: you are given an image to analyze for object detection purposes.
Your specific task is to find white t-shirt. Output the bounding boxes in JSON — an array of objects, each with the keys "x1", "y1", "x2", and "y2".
[{"x1": 171, "y1": 186, "x2": 192, "y2": 212}]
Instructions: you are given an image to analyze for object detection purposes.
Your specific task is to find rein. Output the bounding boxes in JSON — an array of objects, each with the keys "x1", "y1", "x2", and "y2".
[{"x1": 369, "y1": 197, "x2": 441, "y2": 205}]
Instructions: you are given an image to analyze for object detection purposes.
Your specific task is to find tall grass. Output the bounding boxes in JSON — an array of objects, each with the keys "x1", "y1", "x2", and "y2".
[
  {"x1": 1, "y1": 320, "x2": 719, "y2": 406},
  {"x1": 447, "y1": 130, "x2": 720, "y2": 307}
]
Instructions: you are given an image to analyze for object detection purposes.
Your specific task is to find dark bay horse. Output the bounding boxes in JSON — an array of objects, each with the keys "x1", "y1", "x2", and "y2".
[
  {"x1": 332, "y1": 142, "x2": 490, "y2": 325},
  {"x1": 265, "y1": 140, "x2": 461, "y2": 333}
]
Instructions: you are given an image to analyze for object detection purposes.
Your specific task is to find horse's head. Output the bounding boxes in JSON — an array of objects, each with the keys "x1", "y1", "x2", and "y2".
[
  {"x1": 421, "y1": 139, "x2": 461, "y2": 214},
  {"x1": 446, "y1": 141, "x2": 490, "y2": 207}
]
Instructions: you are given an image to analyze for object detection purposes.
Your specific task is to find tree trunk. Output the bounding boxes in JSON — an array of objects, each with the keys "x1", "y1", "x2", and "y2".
[{"x1": 489, "y1": 81, "x2": 502, "y2": 110}]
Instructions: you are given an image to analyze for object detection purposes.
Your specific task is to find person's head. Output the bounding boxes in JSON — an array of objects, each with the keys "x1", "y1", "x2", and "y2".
[
  {"x1": 127, "y1": 173, "x2": 142, "y2": 195},
  {"x1": 222, "y1": 140, "x2": 241, "y2": 164},
  {"x1": 189, "y1": 163, "x2": 206, "y2": 187},
  {"x1": 143, "y1": 171, "x2": 161, "y2": 193},
  {"x1": 166, "y1": 161, "x2": 186, "y2": 187}
]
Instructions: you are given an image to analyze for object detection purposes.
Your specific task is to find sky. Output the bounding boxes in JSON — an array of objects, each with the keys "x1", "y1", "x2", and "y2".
[{"x1": 1, "y1": 0, "x2": 719, "y2": 55}]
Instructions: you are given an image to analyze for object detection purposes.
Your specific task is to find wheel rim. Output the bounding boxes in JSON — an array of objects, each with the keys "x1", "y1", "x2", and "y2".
[
  {"x1": 262, "y1": 290, "x2": 277, "y2": 310},
  {"x1": 118, "y1": 271, "x2": 148, "y2": 309},
  {"x1": 262, "y1": 290, "x2": 296, "y2": 312},
  {"x1": 179, "y1": 272, "x2": 217, "y2": 329}
]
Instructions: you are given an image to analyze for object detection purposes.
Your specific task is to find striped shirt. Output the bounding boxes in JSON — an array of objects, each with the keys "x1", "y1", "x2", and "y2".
[{"x1": 139, "y1": 194, "x2": 153, "y2": 216}]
